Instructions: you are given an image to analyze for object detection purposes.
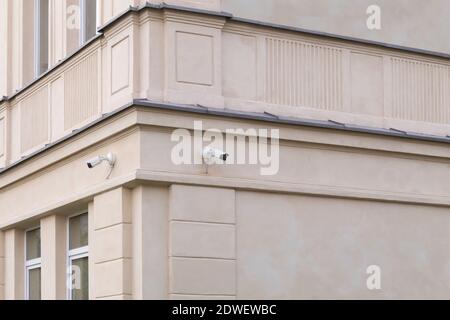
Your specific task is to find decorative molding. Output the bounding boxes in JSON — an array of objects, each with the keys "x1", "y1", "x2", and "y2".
[
  {"x1": 20, "y1": 86, "x2": 49, "y2": 153},
  {"x1": 392, "y1": 57, "x2": 450, "y2": 123},
  {"x1": 175, "y1": 32, "x2": 214, "y2": 86},
  {"x1": 110, "y1": 36, "x2": 131, "y2": 95},
  {"x1": 264, "y1": 37, "x2": 343, "y2": 111},
  {"x1": 163, "y1": 9, "x2": 226, "y2": 29},
  {"x1": 64, "y1": 52, "x2": 100, "y2": 130}
]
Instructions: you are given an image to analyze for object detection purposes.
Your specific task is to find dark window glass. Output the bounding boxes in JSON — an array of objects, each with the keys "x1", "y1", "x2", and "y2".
[
  {"x1": 69, "y1": 213, "x2": 88, "y2": 250},
  {"x1": 83, "y1": 0, "x2": 97, "y2": 42},
  {"x1": 26, "y1": 228, "x2": 41, "y2": 261},
  {"x1": 28, "y1": 268, "x2": 42, "y2": 300},
  {"x1": 37, "y1": 0, "x2": 49, "y2": 75},
  {"x1": 71, "y1": 257, "x2": 89, "y2": 300}
]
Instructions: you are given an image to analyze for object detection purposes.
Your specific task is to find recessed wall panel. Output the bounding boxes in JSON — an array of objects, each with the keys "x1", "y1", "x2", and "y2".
[{"x1": 176, "y1": 32, "x2": 214, "y2": 86}]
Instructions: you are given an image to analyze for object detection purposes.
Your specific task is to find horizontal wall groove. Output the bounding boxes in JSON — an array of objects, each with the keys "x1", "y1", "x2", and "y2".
[
  {"x1": 171, "y1": 256, "x2": 236, "y2": 261},
  {"x1": 94, "y1": 257, "x2": 132, "y2": 265},
  {"x1": 94, "y1": 222, "x2": 132, "y2": 232},
  {"x1": 169, "y1": 219, "x2": 236, "y2": 226},
  {"x1": 170, "y1": 293, "x2": 236, "y2": 297}
]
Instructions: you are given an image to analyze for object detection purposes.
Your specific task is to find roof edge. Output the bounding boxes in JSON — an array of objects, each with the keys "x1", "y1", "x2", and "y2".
[{"x1": 2, "y1": 99, "x2": 450, "y2": 176}]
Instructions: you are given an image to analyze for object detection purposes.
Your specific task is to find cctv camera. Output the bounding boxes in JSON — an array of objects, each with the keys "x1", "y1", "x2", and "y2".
[
  {"x1": 86, "y1": 156, "x2": 102, "y2": 168},
  {"x1": 86, "y1": 153, "x2": 116, "y2": 169},
  {"x1": 202, "y1": 147, "x2": 229, "y2": 164}
]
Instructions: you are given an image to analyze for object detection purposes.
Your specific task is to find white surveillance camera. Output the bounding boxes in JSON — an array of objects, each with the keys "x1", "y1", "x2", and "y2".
[
  {"x1": 202, "y1": 147, "x2": 229, "y2": 164},
  {"x1": 86, "y1": 156, "x2": 102, "y2": 168},
  {"x1": 86, "y1": 153, "x2": 116, "y2": 169}
]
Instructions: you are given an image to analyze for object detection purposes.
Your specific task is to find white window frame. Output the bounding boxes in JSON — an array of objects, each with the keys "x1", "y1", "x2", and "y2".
[
  {"x1": 79, "y1": 0, "x2": 99, "y2": 45},
  {"x1": 67, "y1": 212, "x2": 89, "y2": 300},
  {"x1": 25, "y1": 227, "x2": 42, "y2": 300}
]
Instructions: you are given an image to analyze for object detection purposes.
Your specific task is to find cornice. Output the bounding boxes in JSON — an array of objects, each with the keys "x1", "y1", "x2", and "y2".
[{"x1": 162, "y1": 9, "x2": 227, "y2": 29}]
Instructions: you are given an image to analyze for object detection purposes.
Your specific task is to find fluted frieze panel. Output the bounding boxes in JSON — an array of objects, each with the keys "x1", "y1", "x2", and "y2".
[
  {"x1": 20, "y1": 87, "x2": 49, "y2": 153},
  {"x1": 64, "y1": 52, "x2": 99, "y2": 130},
  {"x1": 392, "y1": 58, "x2": 450, "y2": 123},
  {"x1": 264, "y1": 37, "x2": 343, "y2": 111}
]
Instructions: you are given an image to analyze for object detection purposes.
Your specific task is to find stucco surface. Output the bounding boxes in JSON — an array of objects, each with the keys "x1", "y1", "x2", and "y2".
[
  {"x1": 222, "y1": 0, "x2": 450, "y2": 54},
  {"x1": 1, "y1": 2, "x2": 450, "y2": 300},
  {"x1": 236, "y1": 191, "x2": 450, "y2": 299}
]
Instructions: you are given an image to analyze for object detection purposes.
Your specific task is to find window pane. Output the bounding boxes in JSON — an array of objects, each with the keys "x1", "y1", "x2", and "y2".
[
  {"x1": 66, "y1": 0, "x2": 81, "y2": 54},
  {"x1": 71, "y1": 257, "x2": 89, "y2": 300},
  {"x1": 69, "y1": 213, "x2": 88, "y2": 250},
  {"x1": 26, "y1": 228, "x2": 41, "y2": 261},
  {"x1": 84, "y1": 0, "x2": 97, "y2": 42},
  {"x1": 28, "y1": 268, "x2": 41, "y2": 300},
  {"x1": 38, "y1": 0, "x2": 49, "y2": 75}
]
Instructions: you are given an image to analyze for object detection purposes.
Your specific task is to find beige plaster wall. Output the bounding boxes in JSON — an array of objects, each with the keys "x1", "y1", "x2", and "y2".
[
  {"x1": 164, "y1": 184, "x2": 450, "y2": 299},
  {"x1": 92, "y1": 188, "x2": 133, "y2": 299},
  {"x1": 1, "y1": 2, "x2": 449, "y2": 301},
  {"x1": 4, "y1": 228, "x2": 24, "y2": 300},
  {"x1": 0, "y1": 107, "x2": 449, "y2": 299},
  {"x1": 138, "y1": 113, "x2": 450, "y2": 205},
  {"x1": 236, "y1": 191, "x2": 450, "y2": 299},
  {"x1": 222, "y1": 0, "x2": 450, "y2": 55},
  {"x1": 1, "y1": 6, "x2": 450, "y2": 172},
  {"x1": 131, "y1": 185, "x2": 169, "y2": 299},
  {"x1": 0, "y1": 231, "x2": 4, "y2": 299},
  {"x1": 0, "y1": 127, "x2": 140, "y2": 227},
  {"x1": 41, "y1": 215, "x2": 67, "y2": 299},
  {"x1": 169, "y1": 185, "x2": 236, "y2": 299}
]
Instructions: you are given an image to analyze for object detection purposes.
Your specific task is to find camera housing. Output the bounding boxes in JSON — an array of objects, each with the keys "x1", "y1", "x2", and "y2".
[
  {"x1": 202, "y1": 147, "x2": 229, "y2": 164},
  {"x1": 86, "y1": 153, "x2": 116, "y2": 169}
]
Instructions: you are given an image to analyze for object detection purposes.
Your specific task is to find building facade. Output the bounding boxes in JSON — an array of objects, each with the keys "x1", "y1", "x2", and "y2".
[{"x1": 0, "y1": 0, "x2": 450, "y2": 300}]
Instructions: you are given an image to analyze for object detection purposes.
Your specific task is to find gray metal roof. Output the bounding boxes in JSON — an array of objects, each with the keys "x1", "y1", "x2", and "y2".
[{"x1": 133, "y1": 99, "x2": 450, "y2": 144}]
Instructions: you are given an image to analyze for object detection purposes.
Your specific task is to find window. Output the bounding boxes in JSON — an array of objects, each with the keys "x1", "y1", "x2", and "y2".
[
  {"x1": 67, "y1": 0, "x2": 98, "y2": 54},
  {"x1": 81, "y1": 0, "x2": 98, "y2": 44},
  {"x1": 68, "y1": 213, "x2": 89, "y2": 300},
  {"x1": 25, "y1": 228, "x2": 41, "y2": 300},
  {"x1": 34, "y1": 0, "x2": 49, "y2": 77}
]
